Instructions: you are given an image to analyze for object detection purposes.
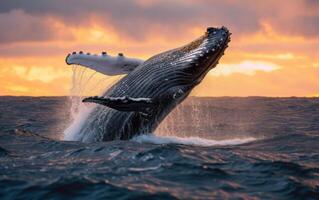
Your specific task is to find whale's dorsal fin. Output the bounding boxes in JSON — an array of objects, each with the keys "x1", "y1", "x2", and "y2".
[
  {"x1": 66, "y1": 52, "x2": 144, "y2": 76},
  {"x1": 82, "y1": 96, "x2": 154, "y2": 112}
]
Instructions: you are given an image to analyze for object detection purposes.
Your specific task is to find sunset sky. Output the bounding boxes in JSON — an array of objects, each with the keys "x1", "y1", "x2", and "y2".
[{"x1": 0, "y1": 0, "x2": 318, "y2": 96}]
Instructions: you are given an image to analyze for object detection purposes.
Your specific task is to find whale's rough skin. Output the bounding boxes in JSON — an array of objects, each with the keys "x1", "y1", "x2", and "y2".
[{"x1": 72, "y1": 27, "x2": 231, "y2": 142}]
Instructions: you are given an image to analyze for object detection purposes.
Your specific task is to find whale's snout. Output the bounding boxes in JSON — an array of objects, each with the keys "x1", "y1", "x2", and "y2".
[
  {"x1": 206, "y1": 26, "x2": 230, "y2": 36},
  {"x1": 206, "y1": 26, "x2": 231, "y2": 51},
  {"x1": 206, "y1": 26, "x2": 231, "y2": 49},
  {"x1": 202, "y1": 26, "x2": 231, "y2": 68},
  {"x1": 174, "y1": 26, "x2": 231, "y2": 84}
]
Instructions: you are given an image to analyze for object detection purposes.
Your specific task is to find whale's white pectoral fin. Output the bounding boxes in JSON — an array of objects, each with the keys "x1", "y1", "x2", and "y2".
[
  {"x1": 66, "y1": 52, "x2": 144, "y2": 76},
  {"x1": 82, "y1": 96, "x2": 154, "y2": 112}
]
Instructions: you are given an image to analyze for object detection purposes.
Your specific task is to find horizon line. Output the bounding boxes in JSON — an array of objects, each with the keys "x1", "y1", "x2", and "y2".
[{"x1": 1, "y1": 95, "x2": 318, "y2": 98}]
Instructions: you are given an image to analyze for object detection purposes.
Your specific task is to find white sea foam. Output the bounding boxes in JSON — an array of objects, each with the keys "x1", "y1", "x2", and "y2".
[
  {"x1": 132, "y1": 134, "x2": 257, "y2": 147},
  {"x1": 63, "y1": 104, "x2": 94, "y2": 141},
  {"x1": 63, "y1": 64, "x2": 118, "y2": 141}
]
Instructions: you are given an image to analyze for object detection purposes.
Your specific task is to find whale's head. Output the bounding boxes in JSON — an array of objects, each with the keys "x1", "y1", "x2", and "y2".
[
  {"x1": 139, "y1": 26, "x2": 231, "y2": 102},
  {"x1": 169, "y1": 26, "x2": 231, "y2": 86}
]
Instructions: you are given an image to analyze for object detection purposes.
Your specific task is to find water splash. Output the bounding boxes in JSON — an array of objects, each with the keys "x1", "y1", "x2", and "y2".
[
  {"x1": 63, "y1": 104, "x2": 95, "y2": 141},
  {"x1": 132, "y1": 134, "x2": 257, "y2": 147},
  {"x1": 156, "y1": 98, "x2": 210, "y2": 138},
  {"x1": 63, "y1": 65, "x2": 121, "y2": 141},
  {"x1": 156, "y1": 97, "x2": 261, "y2": 140},
  {"x1": 63, "y1": 65, "x2": 259, "y2": 142}
]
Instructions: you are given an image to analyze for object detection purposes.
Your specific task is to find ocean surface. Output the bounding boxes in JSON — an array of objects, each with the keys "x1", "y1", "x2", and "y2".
[{"x1": 0, "y1": 96, "x2": 318, "y2": 199}]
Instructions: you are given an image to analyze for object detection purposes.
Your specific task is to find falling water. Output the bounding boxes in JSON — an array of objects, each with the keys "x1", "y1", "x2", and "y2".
[
  {"x1": 156, "y1": 98, "x2": 207, "y2": 138},
  {"x1": 63, "y1": 64, "x2": 206, "y2": 141},
  {"x1": 63, "y1": 65, "x2": 121, "y2": 141},
  {"x1": 63, "y1": 65, "x2": 258, "y2": 143}
]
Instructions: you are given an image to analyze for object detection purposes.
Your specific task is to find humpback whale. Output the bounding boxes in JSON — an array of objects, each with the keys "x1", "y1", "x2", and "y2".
[{"x1": 65, "y1": 27, "x2": 231, "y2": 142}]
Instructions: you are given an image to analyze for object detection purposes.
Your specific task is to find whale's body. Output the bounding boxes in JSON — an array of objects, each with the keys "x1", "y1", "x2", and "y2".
[{"x1": 66, "y1": 27, "x2": 231, "y2": 142}]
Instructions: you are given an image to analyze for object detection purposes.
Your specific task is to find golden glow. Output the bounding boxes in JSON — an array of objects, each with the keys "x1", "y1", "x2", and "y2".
[
  {"x1": 238, "y1": 22, "x2": 306, "y2": 45},
  {"x1": 6, "y1": 85, "x2": 30, "y2": 93},
  {"x1": 211, "y1": 60, "x2": 280, "y2": 76},
  {"x1": 12, "y1": 65, "x2": 69, "y2": 83},
  {"x1": 71, "y1": 24, "x2": 120, "y2": 44},
  {"x1": 0, "y1": 10, "x2": 318, "y2": 97},
  {"x1": 241, "y1": 53, "x2": 298, "y2": 60}
]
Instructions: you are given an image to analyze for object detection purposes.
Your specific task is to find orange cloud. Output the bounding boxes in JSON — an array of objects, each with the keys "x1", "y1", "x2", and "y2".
[
  {"x1": 0, "y1": 1, "x2": 318, "y2": 96},
  {"x1": 192, "y1": 67, "x2": 319, "y2": 97}
]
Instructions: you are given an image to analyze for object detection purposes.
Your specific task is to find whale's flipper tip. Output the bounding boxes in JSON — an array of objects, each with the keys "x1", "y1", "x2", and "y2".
[
  {"x1": 83, "y1": 96, "x2": 154, "y2": 112},
  {"x1": 65, "y1": 52, "x2": 144, "y2": 76}
]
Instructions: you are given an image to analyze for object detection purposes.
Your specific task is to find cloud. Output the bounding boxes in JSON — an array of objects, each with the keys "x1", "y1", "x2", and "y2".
[
  {"x1": 0, "y1": 0, "x2": 318, "y2": 44},
  {"x1": 0, "y1": 64, "x2": 70, "y2": 96},
  {"x1": 0, "y1": 1, "x2": 318, "y2": 96},
  {"x1": 0, "y1": 9, "x2": 73, "y2": 44},
  {"x1": 192, "y1": 66, "x2": 319, "y2": 97},
  {"x1": 0, "y1": 10, "x2": 54, "y2": 43},
  {"x1": 0, "y1": 0, "x2": 318, "y2": 39},
  {"x1": 211, "y1": 60, "x2": 280, "y2": 76}
]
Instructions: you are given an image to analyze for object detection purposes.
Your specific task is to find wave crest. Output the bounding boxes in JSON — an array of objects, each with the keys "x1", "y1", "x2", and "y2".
[{"x1": 132, "y1": 134, "x2": 257, "y2": 147}]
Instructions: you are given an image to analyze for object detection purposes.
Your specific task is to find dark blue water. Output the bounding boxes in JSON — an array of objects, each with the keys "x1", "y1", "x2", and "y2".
[{"x1": 0, "y1": 96, "x2": 318, "y2": 199}]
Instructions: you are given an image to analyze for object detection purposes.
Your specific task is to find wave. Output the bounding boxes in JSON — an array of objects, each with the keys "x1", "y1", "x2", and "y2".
[
  {"x1": 63, "y1": 105, "x2": 95, "y2": 141},
  {"x1": 132, "y1": 134, "x2": 257, "y2": 147}
]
